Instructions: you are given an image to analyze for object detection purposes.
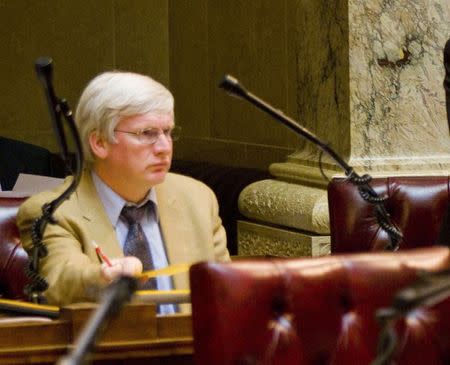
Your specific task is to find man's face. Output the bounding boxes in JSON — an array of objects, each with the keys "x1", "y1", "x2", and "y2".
[{"x1": 94, "y1": 112, "x2": 174, "y2": 198}]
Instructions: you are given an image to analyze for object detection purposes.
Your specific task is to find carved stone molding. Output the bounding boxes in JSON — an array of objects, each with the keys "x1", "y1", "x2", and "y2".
[{"x1": 238, "y1": 179, "x2": 329, "y2": 235}]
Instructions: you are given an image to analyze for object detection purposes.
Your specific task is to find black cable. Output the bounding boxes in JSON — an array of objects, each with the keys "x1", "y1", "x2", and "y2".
[
  {"x1": 346, "y1": 174, "x2": 402, "y2": 250},
  {"x1": 318, "y1": 148, "x2": 331, "y2": 183}
]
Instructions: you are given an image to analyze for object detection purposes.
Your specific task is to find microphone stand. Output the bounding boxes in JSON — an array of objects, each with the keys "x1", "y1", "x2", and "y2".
[
  {"x1": 219, "y1": 75, "x2": 402, "y2": 251},
  {"x1": 25, "y1": 57, "x2": 84, "y2": 303},
  {"x1": 57, "y1": 276, "x2": 138, "y2": 365}
]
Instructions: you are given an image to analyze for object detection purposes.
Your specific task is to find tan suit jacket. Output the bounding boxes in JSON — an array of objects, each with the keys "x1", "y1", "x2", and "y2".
[{"x1": 17, "y1": 170, "x2": 230, "y2": 307}]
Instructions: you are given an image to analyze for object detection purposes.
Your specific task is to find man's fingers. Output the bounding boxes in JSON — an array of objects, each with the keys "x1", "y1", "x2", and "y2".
[{"x1": 100, "y1": 257, "x2": 143, "y2": 283}]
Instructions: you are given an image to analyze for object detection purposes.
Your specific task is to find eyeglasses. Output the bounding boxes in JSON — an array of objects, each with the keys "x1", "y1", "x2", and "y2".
[{"x1": 114, "y1": 125, "x2": 181, "y2": 144}]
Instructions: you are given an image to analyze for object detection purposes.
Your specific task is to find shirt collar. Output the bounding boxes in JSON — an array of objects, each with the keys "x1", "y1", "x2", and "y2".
[{"x1": 91, "y1": 171, "x2": 159, "y2": 226}]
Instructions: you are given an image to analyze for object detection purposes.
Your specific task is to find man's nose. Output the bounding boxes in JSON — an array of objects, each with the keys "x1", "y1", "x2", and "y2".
[{"x1": 153, "y1": 132, "x2": 172, "y2": 150}]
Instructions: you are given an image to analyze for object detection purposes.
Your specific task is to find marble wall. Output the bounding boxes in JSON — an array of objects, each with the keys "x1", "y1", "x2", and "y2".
[
  {"x1": 279, "y1": 0, "x2": 450, "y2": 178},
  {"x1": 349, "y1": 0, "x2": 450, "y2": 172}
]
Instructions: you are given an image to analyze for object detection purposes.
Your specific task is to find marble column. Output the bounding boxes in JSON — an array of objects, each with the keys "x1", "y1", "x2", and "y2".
[{"x1": 238, "y1": 0, "x2": 450, "y2": 257}]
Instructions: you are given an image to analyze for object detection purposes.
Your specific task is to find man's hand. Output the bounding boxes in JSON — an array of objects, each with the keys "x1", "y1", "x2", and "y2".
[{"x1": 100, "y1": 256, "x2": 143, "y2": 283}]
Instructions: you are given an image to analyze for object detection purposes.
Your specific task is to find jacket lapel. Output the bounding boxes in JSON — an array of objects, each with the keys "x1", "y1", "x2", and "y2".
[
  {"x1": 76, "y1": 170, "x2": 123, "y2": 258},
  {"x1": 155, "y1": 181, "x2": 190, "y2": 290}
]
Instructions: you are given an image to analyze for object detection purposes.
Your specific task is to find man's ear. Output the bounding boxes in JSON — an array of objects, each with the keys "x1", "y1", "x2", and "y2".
[{"x1": 89, "y1": 131, "x2": 109, "y2": 160}]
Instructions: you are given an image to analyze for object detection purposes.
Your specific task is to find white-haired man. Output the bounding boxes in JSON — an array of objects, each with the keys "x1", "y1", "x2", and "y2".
[{"x1": 17, "y1": 71, "x2": 230, "y2": 312}]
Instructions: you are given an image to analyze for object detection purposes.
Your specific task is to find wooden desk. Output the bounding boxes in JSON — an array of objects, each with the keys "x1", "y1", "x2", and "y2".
[{"x1": 0, "y1": 303, "x2": 193, "y2": 364}]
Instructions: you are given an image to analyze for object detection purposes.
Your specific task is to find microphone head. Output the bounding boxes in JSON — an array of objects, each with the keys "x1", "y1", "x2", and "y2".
[
  {"x1": 219, "y1": 74, "x2": 247, "y2": 99},
  {"x1": 35, "y1": 57, "x2": 53, "y2": 82}
]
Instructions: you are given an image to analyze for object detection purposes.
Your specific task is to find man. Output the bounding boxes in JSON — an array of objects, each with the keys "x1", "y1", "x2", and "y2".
[{"x1": 17, "y1": 71, "x2": 230, "y2": 311}]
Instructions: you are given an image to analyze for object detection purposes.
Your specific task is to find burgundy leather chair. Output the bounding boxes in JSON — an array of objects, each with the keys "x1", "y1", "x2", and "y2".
[
  {"x1": 190, "y1": 247, "x2": 450, "y2": 365},
  {"x1": 328, "y1": 176, "x2": 450, "y2": 253},
  {"x1": 0, "y1": 197, "x2": 30, "y2": 300}
]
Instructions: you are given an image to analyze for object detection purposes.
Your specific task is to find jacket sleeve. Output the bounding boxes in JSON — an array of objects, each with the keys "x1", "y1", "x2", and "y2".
[
  {"x1": 209, "y1": 187, "x2": 231, "y2": 262},
  {"x1": 17, "y1": 195, "x2": 104, "y2": 306}
]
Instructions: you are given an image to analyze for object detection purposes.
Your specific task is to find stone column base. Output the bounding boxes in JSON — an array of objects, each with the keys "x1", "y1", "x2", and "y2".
[
  {"x1": 238, "y1": 221, "x2": 330, "y2": 257},
  {"x1": 237, "y1": 179, "x2": 331, "y2": 257},
  {"x1": 238, "y1": 179, "x2": 330, "y2": 233}
]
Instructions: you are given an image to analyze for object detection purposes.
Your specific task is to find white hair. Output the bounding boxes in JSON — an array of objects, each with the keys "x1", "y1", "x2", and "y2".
[{"x1": 75, "y1": 71, "x2": 174, "y2": 164}]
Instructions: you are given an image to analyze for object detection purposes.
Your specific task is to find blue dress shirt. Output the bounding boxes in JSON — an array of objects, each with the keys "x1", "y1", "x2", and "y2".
[{"x1": 91, "y1": 172, "x2": 175, "y2": 314}]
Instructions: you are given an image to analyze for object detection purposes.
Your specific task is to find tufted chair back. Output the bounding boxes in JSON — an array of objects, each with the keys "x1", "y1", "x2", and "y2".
[
  {"x1": 328, "y1": 176, "x2": 450, "y2": 253},
  {"x1": 0, "y1": 196, "x2": 30, "y2": 300},
  {"x1": 190, "y1": 247, "x2": 450, "y2": 365}
]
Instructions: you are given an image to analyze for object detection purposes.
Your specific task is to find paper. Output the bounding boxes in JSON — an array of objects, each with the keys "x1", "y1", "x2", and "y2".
[
  {"x1": 12, "y1": 173, "x2": 63, "y2": 194},
  {"x1": 0, "y1": 317, "x2": 53, "y2": 324},
  {"x1": 139, "y1": 263, "x2": 190, "y2": 279},
  {"x1": 134, "y1": 289, "x2": 191, "y2": 304},
  {"x1": 0, "y1": 191, "x2": 30, "y2": 198}
]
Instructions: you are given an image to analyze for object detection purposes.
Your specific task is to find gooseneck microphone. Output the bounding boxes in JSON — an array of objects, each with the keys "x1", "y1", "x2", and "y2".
[
  {"x1": 26, "y1": 58, "x2": 84, "y2": 303},
  {"x1": 392, "y1": 269, "x2": 450, "y2": 312},
  {"x1": 444, "y1": 39, "x2": 450, "y2": 131},
  {"x1": 57, "y1": 276, "x2": 138, "y2": 365},
  {"x1": 219, "y1": 74, "x2": 403, "y2": 251},
  {"x1": 219, "y1": 76, "x2": 350, "y2": 173}
]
